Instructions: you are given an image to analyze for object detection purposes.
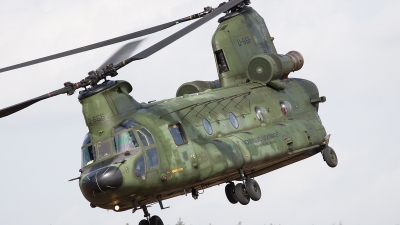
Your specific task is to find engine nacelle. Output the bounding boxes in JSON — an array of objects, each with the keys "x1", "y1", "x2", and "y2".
[
  {"x1": 247, "y1": 51, "x2": 304, "y2": 84},
  {"x1": 212, "y1": 6, "x2": 277, "y2": 87},
  {"x1": 212, "y1": 6, "x2": 304, "y2": 87},
  {"x1": 176, "y1": 80, "x2": 220, "y2": 97}
]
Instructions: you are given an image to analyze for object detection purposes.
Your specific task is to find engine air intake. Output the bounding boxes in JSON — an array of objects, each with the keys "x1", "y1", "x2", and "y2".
[{"x1": 247, "y1": 51, "x2": 304, "y2": 84}]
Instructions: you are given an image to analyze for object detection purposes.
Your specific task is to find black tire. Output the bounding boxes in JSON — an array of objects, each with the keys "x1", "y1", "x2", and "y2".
[
  {"x1": 225, "y1": 182, "x2": 238, "y2": 204},
  {"x1": 323, "y1": 146, "x2": 338, "y2": 168},
  {"x1": 139, "y1": 219, "x2": 150, "y2": 225},
  {"x1": 149, "y1": 215, "x2": 164, "y2": 225},
  {"x1": 234, "y1": 183, "x2": 250, "y2": 205},
  {"x1": 245, "y1": 179, "x2": 261, "y2": 201}
]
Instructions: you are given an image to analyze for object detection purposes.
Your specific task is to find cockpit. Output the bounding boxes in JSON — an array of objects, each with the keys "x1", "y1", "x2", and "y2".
[{"x1": 80, "y1": 120, "x2": 159, "y2": 181}]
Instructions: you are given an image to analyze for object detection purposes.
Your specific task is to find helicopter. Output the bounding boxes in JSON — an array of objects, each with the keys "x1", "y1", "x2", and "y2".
[{"x1": 0, "y1": 0, "x2": 338, "y2": 225}]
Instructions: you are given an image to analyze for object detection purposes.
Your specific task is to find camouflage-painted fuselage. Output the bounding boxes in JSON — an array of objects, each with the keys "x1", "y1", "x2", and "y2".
[
  {"x1": 78, "y1": 77, "x2": 326, "y2": 211},
  {"x1": 78, "y1": 6, "x2": 328, "y2": 212}
]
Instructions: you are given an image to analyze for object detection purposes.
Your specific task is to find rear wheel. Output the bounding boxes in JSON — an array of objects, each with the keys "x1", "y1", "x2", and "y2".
[
  {"x1": 225, "y1": 182, "x2": 238, "y2": 204},
  {"x1": 234, "y1": 183, "x2": 250, "y2": 205},
  {"x1": 149, "y1": 215, "x2": 164, "y2": 225},
  {"x1": 245, "y1": 179, "x2": 261, "y2": 201},
  {"x1": 323, "y1": 146, "x2": 338, "y2": 168}
]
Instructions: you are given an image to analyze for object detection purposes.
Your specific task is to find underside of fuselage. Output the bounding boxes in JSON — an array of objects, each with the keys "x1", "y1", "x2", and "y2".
[{"x1": 94, "y1": 144, "x2": 322, "y2": 212}]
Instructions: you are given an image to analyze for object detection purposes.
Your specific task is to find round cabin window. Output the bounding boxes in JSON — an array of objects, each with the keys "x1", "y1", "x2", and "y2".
[
  {"x1": 254, "y1": 106, "x2": 264, "y2": 122},
  {"x1": 203, "y1": 118, "x2": 213, "y2": 135},
  {"x1": 229, "y1": 112, "x2": 239, "y2": 129},
  {"x1": 280, "y1": 100, "x2": 292, "y2": 116}
]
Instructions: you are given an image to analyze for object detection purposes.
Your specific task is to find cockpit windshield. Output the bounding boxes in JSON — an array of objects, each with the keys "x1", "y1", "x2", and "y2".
[
  {"x1": 80, "y1": 120, "x2": 142, "y2": 167},
  {"x1": 114, "y1": 129, "x2": 139, "y2": 153},
  {"x1": 81, "y1": 134, "x2": 96, "y2": 167},
  {"x1": 113, "y1": 120, "x2": 141, "y2": 154}
]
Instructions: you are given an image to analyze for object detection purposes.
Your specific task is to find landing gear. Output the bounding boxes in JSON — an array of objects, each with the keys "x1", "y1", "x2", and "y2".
[
  {"x1": 149, "y1": 216, "x2": 164, "y2": 225},
  {"x1": 245, "y1": 178, "x2": 261, "y2": 201},
  {"x1": 234, "y1": 183, "x2": 250, "y2": 205},
  {"x1": 225, "y1": 169, "x2": 262, "y2": 205},
  {"x1": 192, "y1": 188, "x2": 199, "y2": 200},
  {"x1": 322, "y1": 146, "x2": 338, "y2": 168},
  {"x1": 137, "y1": 200, "x2": 166, "y2": 225},
  {"x1": 224, "y1": 182, "x2": 238, "y2": 204},
  {"x1": 139, "y1": 220, "x2": 149, "y2": 225},
  {"x1": 138, "y1": 216, "x2": 164, "y2": 225}
]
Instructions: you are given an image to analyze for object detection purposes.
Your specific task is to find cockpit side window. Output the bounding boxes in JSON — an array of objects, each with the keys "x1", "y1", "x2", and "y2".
[
  {"x1": 98, "y1": 139, "x2": 111, "y2": 159},
  {"x1": 114, "y1": 130, "x2": 139, "y2": 153},
  {"x1": 82, "y1": 133, "x2": 91, "y2": 146},
  {"x1": 137, "y1": 128, "x2": 154, "y2": 147},
  {"x1": 81, "y1": 145, "x2": 96, "y2": 167},
  {"x1": 81, "y1": 133, "x2": 96, "y2": 167},
  {"x1": 135, "y1": 155, "x2": 146, "y2": 180},
  {"x1": 138, "y1": 131, "x2": 148, "y2": 146},
  {"x1": 146, "y1": 148, "x2": 159, "y2": 169}
]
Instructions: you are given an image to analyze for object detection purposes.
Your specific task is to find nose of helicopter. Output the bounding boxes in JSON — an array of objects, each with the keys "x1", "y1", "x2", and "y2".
[{"x1": 81, "y1": 166, "x2": 123, "y2": 197}]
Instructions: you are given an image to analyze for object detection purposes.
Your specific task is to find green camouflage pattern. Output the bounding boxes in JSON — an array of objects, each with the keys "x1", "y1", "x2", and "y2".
[{"x1": 78, "y1": 6, "x2": 328, "y2": 212}]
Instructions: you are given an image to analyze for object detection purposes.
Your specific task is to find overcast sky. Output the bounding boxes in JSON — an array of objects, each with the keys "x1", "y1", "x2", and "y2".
[{"x1": 0, "y1": 0, "x2": 399, "y2": 225}]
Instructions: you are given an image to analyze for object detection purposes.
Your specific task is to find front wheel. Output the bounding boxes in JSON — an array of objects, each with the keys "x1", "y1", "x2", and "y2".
[
  {"x1": 139, "y1": 219, "x2": 149, "y2": 225},
  {"x1": 149, "y1": 216, "x2": 164, "y2": 225}
]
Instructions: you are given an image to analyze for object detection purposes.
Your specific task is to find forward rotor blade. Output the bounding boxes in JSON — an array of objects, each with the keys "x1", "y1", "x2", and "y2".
[
  {"x1": 97, "y1": 40, "x2": 143, "y2": 70},
  {"x1": 120, "y1": 0, "x2": 244, "y2": 66},
  {"x1": 0, "y1": 87, "x2": 71, "y2": 118},
  {"x1": 0, "y1": 1, "x2": 245, "y2": 118},
  {"x1": 0, "y1": 40, "x2": 143, "y2": 118},
  {"x1": 0, "y1": 17, "x2": 184, "y2": 73}
]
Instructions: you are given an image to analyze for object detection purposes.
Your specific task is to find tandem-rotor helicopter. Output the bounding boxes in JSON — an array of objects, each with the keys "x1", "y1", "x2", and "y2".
[{"x1": 0, "y1": 0, "x2": 339, "y2": 225}]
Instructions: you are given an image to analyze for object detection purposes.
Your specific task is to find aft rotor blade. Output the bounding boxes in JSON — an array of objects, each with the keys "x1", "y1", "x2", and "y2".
[
  {"x1": 97, "y1": 40, "x2": 143, "y2": 70},
  {"x1": 0, "y1": 86, "x2": 71, "y2": 118},
  {"x1": 0, "y1": 17, "x2": 186, "y2": 73},
  {"x1": 119, "y1": 0, "x2": 244, "y2": 67}
]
